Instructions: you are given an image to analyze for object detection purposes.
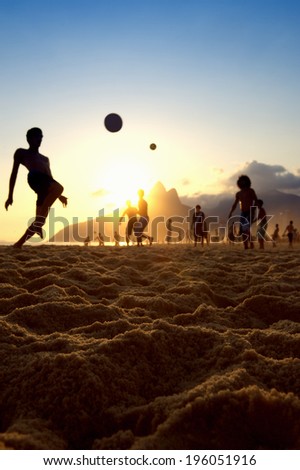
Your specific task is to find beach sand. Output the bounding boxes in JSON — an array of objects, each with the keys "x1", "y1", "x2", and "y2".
[{"x1": 0, "y1": 242, "x2": 299, "y2": 450}]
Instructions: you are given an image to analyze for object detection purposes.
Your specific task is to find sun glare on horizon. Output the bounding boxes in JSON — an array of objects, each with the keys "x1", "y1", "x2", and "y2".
[{"x1": 95, "y1": 156, "x2": 155, "y2": 211}]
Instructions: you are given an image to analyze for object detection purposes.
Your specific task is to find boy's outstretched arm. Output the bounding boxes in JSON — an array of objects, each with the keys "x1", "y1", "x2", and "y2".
[{"x1": 5, "y1": 151, "x2": 21, "y2": 210}]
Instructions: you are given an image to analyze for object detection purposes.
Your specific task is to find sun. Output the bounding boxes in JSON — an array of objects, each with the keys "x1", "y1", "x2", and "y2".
[{"x1": 99, "y1": 157, "x2": 154, "y2": 211}]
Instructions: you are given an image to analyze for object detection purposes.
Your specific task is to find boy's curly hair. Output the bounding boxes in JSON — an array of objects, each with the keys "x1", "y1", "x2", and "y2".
[{"x1": 237, "y1": 175, "x2": 251, "y2": 189}]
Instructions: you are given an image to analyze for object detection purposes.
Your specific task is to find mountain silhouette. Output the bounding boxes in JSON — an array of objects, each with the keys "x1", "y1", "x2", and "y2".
[
  {"x1": 148, "y1": 182, "x2": 191, "y2": 218},
  {"x1": 49, "y1": 182, "x2": 193, "y2": 244}
]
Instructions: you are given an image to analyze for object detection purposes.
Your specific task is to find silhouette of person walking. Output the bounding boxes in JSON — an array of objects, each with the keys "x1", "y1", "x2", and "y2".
[
  {"x1": 283, "y1": 220, "x2": 295, "y2": 248},
  {"x1": 192, "y1": 205, "x2": 208, "y2": 247},
  {"x1": 134, "y1": 189, "x2": 153, "y2": 246},
  {"x1": 166, "y1": 218, "x2": 173, "y2": 244},
  {"x1": 119, "y1": 200, "x2": 138, "y2": 246},
  {"x1": 5, "y1": 127, "x2": 68, "y2": 248},
  {"x1": 272, "y1": 224, "x2": 280, "y2": 247}
]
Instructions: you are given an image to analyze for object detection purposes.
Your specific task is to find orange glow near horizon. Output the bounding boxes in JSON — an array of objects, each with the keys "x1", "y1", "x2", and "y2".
[{"x1": 94, "y1": 156, "x2": 155, "y2": 211}]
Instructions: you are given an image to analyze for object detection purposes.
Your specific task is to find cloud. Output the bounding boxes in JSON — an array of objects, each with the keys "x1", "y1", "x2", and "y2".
[
  {"x1": 91, "y1": 188, "x2": 108, "y2": 198},
  {"x1": 180, "y1": 178, "x2": 191, "y2": 186},
  {"x1": 179, "y1": 161, "x2": 300, "y2": 209},
  {"x1": 226, "y1": 161, "x2": 300, "y2": 194},
  {"x1": 213, "y1": 167, "x2": 225, "y2": 175}
]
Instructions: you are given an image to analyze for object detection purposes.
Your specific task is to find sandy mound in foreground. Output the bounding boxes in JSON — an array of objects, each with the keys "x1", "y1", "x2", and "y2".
[{"x1": 0, "y1": 243, "x2": 299, "y2": 450}]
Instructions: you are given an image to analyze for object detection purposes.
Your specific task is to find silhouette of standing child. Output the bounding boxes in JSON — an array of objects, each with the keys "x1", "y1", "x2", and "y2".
[
  {"x1": 114, "y1": 231, "x2": 121, "y2": 246},
  {"x1": 5, "y1": 128, "x2": 67, "y2": 248},
  {"x1": 95, "y1": 232, "x2": 105, "y2": 246},
  {"x1": 228, "y1": 175, "x2": 258, "y2": 250},
  {"x1": 84, "y1": 236, "x2": 91, "y2": 246},
  {"x1": 272, "y1": 224, "x2": 280, "y2": 247}
]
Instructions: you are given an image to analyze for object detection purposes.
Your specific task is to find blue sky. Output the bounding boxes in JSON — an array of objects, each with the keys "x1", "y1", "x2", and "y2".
[{"x1": 1, "y1": 0, "x2": 300, "y2": 241}]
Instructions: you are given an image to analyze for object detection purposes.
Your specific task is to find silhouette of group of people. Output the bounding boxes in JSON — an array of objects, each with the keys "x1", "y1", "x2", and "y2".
[
  {"x1": 119, "y1": 190, "x2": 153, "y2": 246},
  {"x1": 227, "y1": 175, "x2": 298, "y2": 249},
  {"x1": 84, "y1": 193, "x2": 154, "y2": 248},
  {"x1": 3, "y1": 129, "x2": 298, "y2": 250},
  {"x1": 270, "y1": 222, "x2": 298, "y2": 248},
  {"x1": 158, "y1": 176, "x2": 298, "y2": 249},
  {"x1": 189, "y1": 175, "x2": 269, "y2": 249}
]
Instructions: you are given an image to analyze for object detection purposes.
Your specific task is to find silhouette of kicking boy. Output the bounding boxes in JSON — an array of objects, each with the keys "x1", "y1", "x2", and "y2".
[
  {"x1": 134, "y1": 189, "x2": 153, "y2": 246},
  {"x1": 5, "y1": 127, "x2": 68, "y2": 248},
  {"x1": 228, "y1": 175, "x2": 258, "y2": 249}
]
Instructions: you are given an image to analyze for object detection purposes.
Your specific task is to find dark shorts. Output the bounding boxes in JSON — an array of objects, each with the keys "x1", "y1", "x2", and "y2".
[
  {"x1": 127, "y1": 217, "x2": 138, "y2": 237},
  {"x1": 240, "y1": 211, "x2": 251, "y2": 233},
  {"x1": 194, "y1": 223, "x2": 204, "y2": 238},
  {"x1": 28, "y1": 171, "x2": 56, "y2": 206},
  {"x1": 134, "y1": 216, "x2": 149, "y2": 240}
]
